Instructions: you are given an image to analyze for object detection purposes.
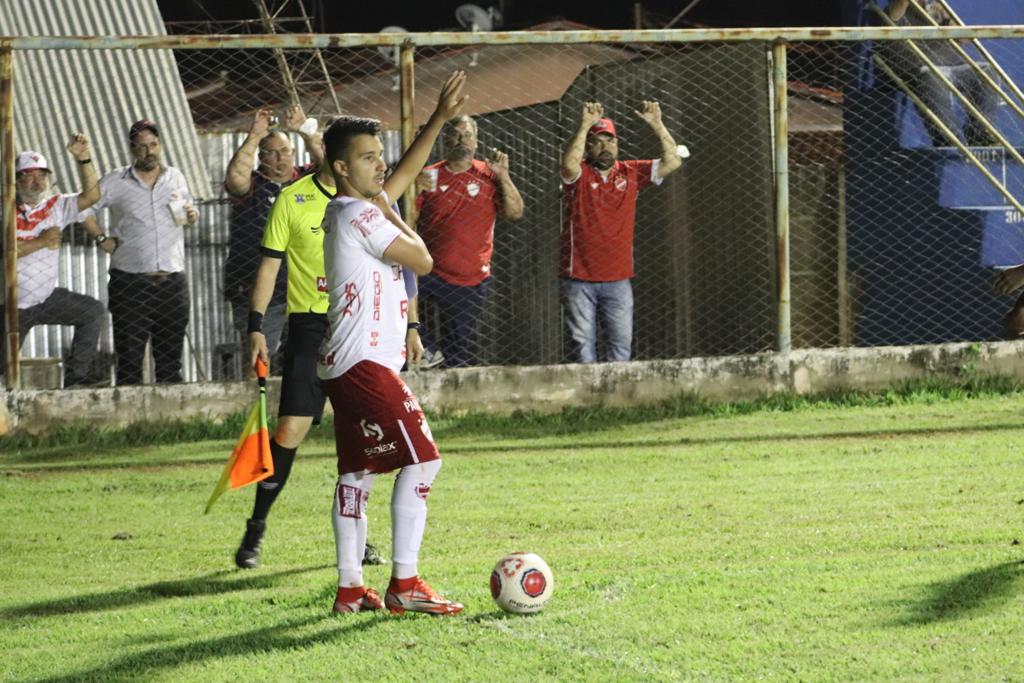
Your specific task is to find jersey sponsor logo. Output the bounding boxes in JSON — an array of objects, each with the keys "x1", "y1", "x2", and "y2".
[
  {"x1": 317, "y1": 276, "x2": 328, "y2": 292},
  {"x1": 361, "y1": 419, "x2": 384, "y2": 442},
  {"x1": 350, "y1": 206, "x2": 380, "y2": 237},
  {"x1": 319, "y1": 351, "x2": 336, "y2": 367},
  {"x1": 294, "y1": 193, "x2": 315, "y2": 204},
  {"x1": 370, "y1": 330, "x2": 380, "y2": 347},
  {"x1": 342, "y1": 282, "x2": 362, "y2": 317},
  {"x1": 402, "y1": 397, "x2": 421, "y2": 413},
  {"x1": 466, "y1": 182, "x2": 480, "y2": 198},
  {"x1": 363, "y1": 440, "x2": 398, "y2": 457},
  {"x1": 372, "y1": 271, "x2": 382, "y2": 321},
  {"x1": 614, "y1": 176, "x2": 628, "y2": 191}
]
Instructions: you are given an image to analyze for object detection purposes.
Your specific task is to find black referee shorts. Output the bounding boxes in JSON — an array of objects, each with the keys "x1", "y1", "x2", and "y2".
[{"x1": 278, "y1": 312, "x2": 328, "y2": 423}]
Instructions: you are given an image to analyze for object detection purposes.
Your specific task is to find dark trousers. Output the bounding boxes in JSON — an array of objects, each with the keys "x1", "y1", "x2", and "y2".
[
  {"x1": 419, "y1": 275, "x2": 491, "y2": 368},
  {"x1": 108, "y1": 269, "x2": 189, "y2": 385},
  {"x1": 0, "y1": 288, "x2": 104, "y2": 381}
]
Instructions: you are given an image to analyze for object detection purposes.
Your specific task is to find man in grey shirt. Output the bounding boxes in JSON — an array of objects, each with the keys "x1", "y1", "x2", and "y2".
[{"x1": 82, "y1": 119, "x2": 199, "y2": 384}]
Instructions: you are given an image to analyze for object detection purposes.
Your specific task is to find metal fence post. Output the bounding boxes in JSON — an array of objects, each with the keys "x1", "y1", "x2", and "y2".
[
  {"x1": 0, "y1": 46, "x2": 17, "y2": 389},
  {"x1": 399, "y1": 40, "x2": 416, "y2": 222},
  {"x1": 772, "y1": 40, "x2": 791, "y2": 354}
]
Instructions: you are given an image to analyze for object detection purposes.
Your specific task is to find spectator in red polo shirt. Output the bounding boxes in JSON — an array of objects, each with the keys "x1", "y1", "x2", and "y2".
[
  {"x1": 559, "y1": 100, "x2": 685, "y2": 363},
  {"x1": 414, "y1": 115, "x2": 524, "y2": 368}
]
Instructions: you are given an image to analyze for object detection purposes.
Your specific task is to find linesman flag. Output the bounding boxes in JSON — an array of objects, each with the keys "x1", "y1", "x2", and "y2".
[{"x1": 204, "y1": 357, "x2": 274, "y2": 513}]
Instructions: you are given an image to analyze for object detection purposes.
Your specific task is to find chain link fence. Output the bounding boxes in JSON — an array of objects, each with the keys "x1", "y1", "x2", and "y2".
[{"x1": 4, "y1": 25, "x2": 1024, "y2": 389}]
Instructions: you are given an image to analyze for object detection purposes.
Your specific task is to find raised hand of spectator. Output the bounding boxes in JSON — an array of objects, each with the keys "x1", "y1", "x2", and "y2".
[
  {"x1": 432, "y1": 70, "x2": 468, "y2": 123},
  {"x1": 581, "y1": 101, "x2": 604, "y2": 128},
  {"x1": 66, "y1": 133, "x2": 91, "y2": 161},
  {"x1": 281, "y1": 105, "x2": 307, "y2": 133},
  {"x1": 250, "y1": 108, "x2": 274, "y2": 139},
  {"x1": 635, "y1": 100, "x2": 664, "y2": 127},
  {"x1": 487, "y1": 148, "x2": 511, "y2": 179},
  {"x1": 993, "y1": 264, "x2": 1024, "y2": 294}
]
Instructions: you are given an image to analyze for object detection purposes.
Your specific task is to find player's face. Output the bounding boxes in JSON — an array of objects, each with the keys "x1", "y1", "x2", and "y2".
[
  {"x1": 444, "y1": 121, "x2": 477, "y2": 161},
  {"x1": 258, "y1": 133, "x2": 295, "y2": 179},
  {"x1": 130, "y1": 131, "x2": 162, "y2": 171},
  {"x1": 337, "y1": 133, "x2": 387, "y2": 199},
  {"x1": 16, "y1": 169, "x2": 51, "y2": 203},
  {"x1": 586, "y1": 133, "x2": 618, "y2": 170}
]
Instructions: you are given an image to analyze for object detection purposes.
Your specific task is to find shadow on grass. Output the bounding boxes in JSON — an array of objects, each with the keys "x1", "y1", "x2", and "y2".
[
  {"x1": 894, "y1": 560, "x2": 1024, "y2": 625},
  {"x1": 35, "y1": 612, "x2": 387, "y2": 683},
  {"x1": 2, "y1": 564, "x2": 331, "y2": 619}
]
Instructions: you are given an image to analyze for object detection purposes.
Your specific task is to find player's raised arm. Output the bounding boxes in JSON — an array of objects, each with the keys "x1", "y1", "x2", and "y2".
[{"x1": 383, "y1": 71, "x2": 468, "y2": 200}]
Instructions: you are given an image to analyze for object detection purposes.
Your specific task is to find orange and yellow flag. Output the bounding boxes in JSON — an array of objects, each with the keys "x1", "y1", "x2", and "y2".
[{"x1": 204, "y1": 357, "x2": 274, "y2": 513}]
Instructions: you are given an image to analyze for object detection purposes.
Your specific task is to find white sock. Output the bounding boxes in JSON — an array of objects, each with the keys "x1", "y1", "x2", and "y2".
[
  {"x1": 391, "y1": 459, "x2": 442, "y2": 580},
  {"x1": 332, "y1": 471, "x2": 375, "y2": 587}
]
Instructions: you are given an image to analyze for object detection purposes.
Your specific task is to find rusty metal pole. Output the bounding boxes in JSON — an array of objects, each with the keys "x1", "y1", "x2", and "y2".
[
  {"x1": 399, "y1": 41, "x2": 416, "y2": 223},
  {"x1": 772, "y1": 41, "x2": 791, "y2": 354},
  {"x1": 0, "y1": 46, "x2": 17, "y2": 389}
]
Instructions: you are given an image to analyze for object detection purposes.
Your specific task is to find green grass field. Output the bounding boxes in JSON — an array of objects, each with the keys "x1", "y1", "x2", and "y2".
[{"x1": 2, "y1": 386, "x2": 1023, "y2": 682}]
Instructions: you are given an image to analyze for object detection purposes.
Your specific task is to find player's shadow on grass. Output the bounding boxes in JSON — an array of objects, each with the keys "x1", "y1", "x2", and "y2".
[
  {"x1": 893, "y1": 560, "x2": 1024, "y2": 625},
  {"x1": 1, "y1": 564, "x2": 331, "y2": 619},
  {"x1": 34, "y1": 612, "x2": 387, "y2": 683}
]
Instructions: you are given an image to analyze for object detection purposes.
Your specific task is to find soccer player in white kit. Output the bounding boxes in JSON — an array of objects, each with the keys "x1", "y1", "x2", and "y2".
[{"x1": 318, "y1": 72, "x2": 468, "y2": 615}]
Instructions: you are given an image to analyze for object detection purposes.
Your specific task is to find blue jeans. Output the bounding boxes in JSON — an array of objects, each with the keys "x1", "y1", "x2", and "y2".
[
  {"x1": 561, "y1": 278, "x2": 633, "y2": 363},
  {"x1": 419, "y1": 275, "x2": 491, "y2": 368}
]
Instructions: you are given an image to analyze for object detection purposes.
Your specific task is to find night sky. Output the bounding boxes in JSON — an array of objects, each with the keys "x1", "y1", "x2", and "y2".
[{"x1": 156, "y1": 0, "x2": 843, "y2": 33}]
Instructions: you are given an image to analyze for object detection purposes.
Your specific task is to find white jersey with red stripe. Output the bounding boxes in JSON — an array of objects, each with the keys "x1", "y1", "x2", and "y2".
[
  {"x1": 15, "y1": 193, "x2": 79, "y2": 308},
  {"x1": 317, "y1": 193, "x2": 408, "y2": 381}
]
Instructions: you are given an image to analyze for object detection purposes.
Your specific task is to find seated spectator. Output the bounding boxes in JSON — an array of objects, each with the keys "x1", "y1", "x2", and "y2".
[{"x1": 0, "y1": 137, "x2": 113, "y2": 387}]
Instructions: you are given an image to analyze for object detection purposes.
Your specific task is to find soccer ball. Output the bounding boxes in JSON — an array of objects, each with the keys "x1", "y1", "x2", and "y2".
[{"x1": 490, "y1": 552, "x2": 554, "y2": 614}]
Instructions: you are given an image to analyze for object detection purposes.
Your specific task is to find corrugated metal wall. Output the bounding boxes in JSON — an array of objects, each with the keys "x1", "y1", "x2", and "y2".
[{"x1": 0, "y1": 0, "x2": 209, "y2": 196}]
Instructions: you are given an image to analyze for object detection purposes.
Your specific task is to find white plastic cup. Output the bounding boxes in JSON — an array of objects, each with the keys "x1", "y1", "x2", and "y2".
[
  {"x1": 168, "y1": 198, "x2": 188, "y2": 225},
  {"x1": 425, "y1": 168, "x2": 439, "y2": 192}
]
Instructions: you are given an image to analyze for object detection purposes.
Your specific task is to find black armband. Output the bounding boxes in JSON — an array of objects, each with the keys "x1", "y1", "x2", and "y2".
[
  {"x1": 407, "y1": 321, "x2": 421, "y2": 331},
  {"x1": 247, "y1": 310, "x2": 264, "y2": 334}
]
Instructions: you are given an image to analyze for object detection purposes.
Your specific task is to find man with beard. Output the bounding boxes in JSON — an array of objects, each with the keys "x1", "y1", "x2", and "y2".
[
  {"x1": 413, "y1": 115, "x2": 523, "y2": 368},
  {"x1": 82, "y1": 119, "x2": 199, "y2": 384},
  {"x1": 559, "y1": 101, "x2": 684, "y2": 363},
  {"x1": 1, "y1": 138, "x2": 111, "y2": 387},
  {"x1": 223, "y1": 105, "x2": 323, "y2": 365}
]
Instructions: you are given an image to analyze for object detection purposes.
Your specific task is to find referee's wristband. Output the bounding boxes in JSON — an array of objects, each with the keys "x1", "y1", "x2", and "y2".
[
  {"x1": 247, "y1": 310, "x2": 264, "y2": 334},
  {"x1": 407, "y1": 321, "x2": 421, "y2": 331}
]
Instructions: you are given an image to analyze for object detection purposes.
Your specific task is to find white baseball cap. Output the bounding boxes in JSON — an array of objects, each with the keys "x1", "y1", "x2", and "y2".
[{"x1": 16, "y1": 151, "x2": 51, "y2": 173}]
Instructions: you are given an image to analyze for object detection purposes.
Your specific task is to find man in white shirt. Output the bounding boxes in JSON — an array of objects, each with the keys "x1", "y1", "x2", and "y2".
[
  {"x1": 82, "y1": 119, "x2": 199, "y2": 384},
  {"x1": 1, "y1": 138, "x2": 111, "y2": 387},
  {"x1": 315, "y1": 71, "x2": 467, "y2": 615}
]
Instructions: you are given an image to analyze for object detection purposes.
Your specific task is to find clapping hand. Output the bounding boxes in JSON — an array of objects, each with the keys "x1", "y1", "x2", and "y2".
[{"x1": 66, "y1": 133, "x2": 91, "y2": 161}]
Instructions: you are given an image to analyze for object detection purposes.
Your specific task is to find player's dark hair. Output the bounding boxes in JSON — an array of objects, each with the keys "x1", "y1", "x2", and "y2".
[{"x1": 323, "y1": 116, "x2": 382, "y2": 163}]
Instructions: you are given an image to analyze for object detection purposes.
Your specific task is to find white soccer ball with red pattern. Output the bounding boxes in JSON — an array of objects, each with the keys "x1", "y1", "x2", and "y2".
[{"x1": 490, "y1": 552, "x2": 554, "y2": 614}]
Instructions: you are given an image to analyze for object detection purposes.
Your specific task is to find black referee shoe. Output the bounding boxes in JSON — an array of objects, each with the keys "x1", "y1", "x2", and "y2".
[
  {"x1": 363, "y1": 542, "x2": 386, "y2": 566},
  {"x1": 235, "y1": 518, "x2": 266, "y2": 569}
]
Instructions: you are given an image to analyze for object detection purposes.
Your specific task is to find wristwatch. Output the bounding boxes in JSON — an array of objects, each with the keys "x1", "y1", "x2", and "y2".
[{"x1": 95, "y1": 234, "x2": 108, "y2": 245}]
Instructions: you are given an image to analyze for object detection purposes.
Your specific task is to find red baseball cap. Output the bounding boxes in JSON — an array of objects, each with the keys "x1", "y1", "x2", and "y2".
[
  {"x1": 588, "y1": 118, "x2": 617, "y2": 139},
  {"x1": 129, "y1": 119, "x2": 160, "y2": 139}
]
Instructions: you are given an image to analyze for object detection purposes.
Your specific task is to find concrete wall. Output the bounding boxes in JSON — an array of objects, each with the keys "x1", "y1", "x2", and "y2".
[{"x1": 3, "y1": 341, "x2": 1023, "y2": 436}]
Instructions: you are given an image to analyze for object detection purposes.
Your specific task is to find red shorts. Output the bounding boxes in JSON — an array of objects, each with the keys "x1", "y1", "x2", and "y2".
[{"x1": 322, "y1": 360, "x2": 439, "y2": 475}]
